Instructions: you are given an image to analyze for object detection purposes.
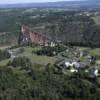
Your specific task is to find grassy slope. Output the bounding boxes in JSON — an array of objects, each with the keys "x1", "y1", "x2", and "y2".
[
  {"x1": 0, "y1": 46, "x2": 100, "y2": 66},
  {"x1": 89, "y1": 48, "x2": 100, "y2": 56},
  {"x1": 75, "y1": 46, "x2": 100, "y2": 56},
  {"x1": 93, "y1": 15, "x2": 100, "y2": 25},
  {"x1": 0, "y1": 46, "x2": 59, "y2": 66},
  {"x1": 23, "y1": 47, "x2": 58, "y2": 65},
  {"x1": 16, "y1": 46, "x2": 59, "y2": 65},
  {"x1": 0, "y1": 59, "x2": 10, "y2": 66}
]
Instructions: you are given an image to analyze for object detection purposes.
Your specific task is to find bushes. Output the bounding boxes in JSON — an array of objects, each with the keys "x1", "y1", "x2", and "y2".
[
  {"x1": 33, "y1": 45, "x2": 66, "y2": 56},
  {"x1": 0, "y1": 66, "x2": 34, "y2": 100},
  {"x1": 0, "y1": 50, "x2": 10, "y2": 61},
  {"x1": 9, "y1": 56, "x2": 32, "y2": 70},
  {"x1": 0, "y1": 63, "x2": 99, "y2": 100},
  {"x1": 18, "y1": 48, "x2": 24, "y2": 53}
]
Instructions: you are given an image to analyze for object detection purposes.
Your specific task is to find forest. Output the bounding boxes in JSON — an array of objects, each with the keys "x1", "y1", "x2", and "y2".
[
  {"x1": 0, "y1": 8, "x2": 100, "y2": 100},
  {"x1": 0, "y1": 56, "x2": 99, "y2": 100},
  {"x1": 0, "y1": 8, "x2": 100, "y2": 47}
]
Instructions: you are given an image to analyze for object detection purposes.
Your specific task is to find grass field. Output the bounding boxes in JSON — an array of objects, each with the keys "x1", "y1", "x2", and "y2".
[
  {"x1": 19, "y1": 46, "x2": 59, "y2": 65},
  {"x1": 0, "y1": 46, "x2": 100, "y2": 66},
  {"x1": 92, "y1": 15, "x2": 100, "y2": 25},
  {"x1": 89, "y1": 48, "x2": 100, "y2": 56},
  {"x1": 0, "y1": 59, "x2": 10, "y2": 66},
  {"x1": 0, "y1": 46, "x2": 59, "y2": 66},
  {"x1": 75, "y1": 46, "x2": 89, "y2": 51},
  {"x1": 13, "y1": 46, "x2": 100, "y2": 65},
  {"x1": 75, "y1": 46, "x2": 100, "y2": 56}
]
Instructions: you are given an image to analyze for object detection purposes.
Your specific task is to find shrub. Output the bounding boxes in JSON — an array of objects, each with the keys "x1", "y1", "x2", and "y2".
[
  {"x1": 0, "y1": 50, "x2": 10, "y2": 61},
  {"x1": 10, "y1": 56, "x2": 32, "y2": 70}
]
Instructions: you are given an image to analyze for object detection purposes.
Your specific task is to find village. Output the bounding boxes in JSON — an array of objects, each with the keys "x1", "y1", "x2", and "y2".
[
  {"x1": 1, "y1": 24, "x2": 98, "y2": 80},
  {"x1": 0, "y1": 0, "x2": 100, "y2": 98}
]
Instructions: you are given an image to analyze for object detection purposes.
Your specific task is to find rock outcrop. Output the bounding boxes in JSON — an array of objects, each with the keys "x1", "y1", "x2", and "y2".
[{"x1": 18, "y1": 25, "x2": 48, "y2": 45}]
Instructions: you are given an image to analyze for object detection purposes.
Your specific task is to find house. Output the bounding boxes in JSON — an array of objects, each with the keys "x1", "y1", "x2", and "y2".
[
  {"x1": 70, "y1": 68, "x2": 78, "y2": 73},
  {"x1": 86, "y1": 55, "x2": 96, "y2": 64},
  {"x1": 64, "y1": 58, "x2": 73, "y2": 68},
  {"x1": 50, "y1": 41, "x2": 56, "y2": 47},
  {"x1": 66, "y1": 49, "x2": 69, "y2": 52},
  {"x1": 64, "y1": 59, "x2": 79, "y2": 73},
  {"x1": 65, "y1": 47, "x2": 73, "y2": 52},
  {"x1": 64, "y1": 59, "x2": 80, "y2": 69},
  {"x1": 74, "y1": 50, "x2": 88, "y2": 58},
  {"x1": 89, "y1": 67, "x2": 99, "y2": 78},
  {"x1": 44, "y1": 41, "x2": 56, "y2": 47},
  {"x1": 72, "y1": 61, "x2": 80, "y2": 69}
]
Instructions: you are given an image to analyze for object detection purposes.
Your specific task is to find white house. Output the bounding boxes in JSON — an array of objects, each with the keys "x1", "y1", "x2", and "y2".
[
  {"x1": 93, "y1": 69, "x2": 99, "y2": 77},
  {"x1": 70, "y1": 68, "x2": 78, "y2": 73},
  {"x1": 72, "y1": 61, "x2": 80, "y2": 68},
  {"x1": 65, "y1": 60, "x2": 80, "y2": 69},
  {"x1": 89, "y1": 68, "x2": 99, "y2": 77},
  {"x1": 50, "y1": 42, "x2": 56, "y2": 47},
  {"x1": 65, "y1": 61, "x2": 72, "y2": 68}
]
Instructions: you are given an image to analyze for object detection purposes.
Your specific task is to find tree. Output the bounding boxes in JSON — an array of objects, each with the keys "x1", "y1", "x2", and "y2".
[{"x1": 10, "y1": 56, "x2": 32, "y2": 70}]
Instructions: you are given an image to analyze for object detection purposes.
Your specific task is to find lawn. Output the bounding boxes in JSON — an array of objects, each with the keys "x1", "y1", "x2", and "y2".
[
  {"x1": 24, "y1": 46, "x2": 42, "y2": 52},
  {"x1": 75, "y1": 46, "x2": 89, "y2": 51},
  {"x1": 96, "y1": 60, "x2": 100, "y2": 65},
  {"x1": 75, "y1": 47, "x2": 100, "y2": 56},
  {"x1": 89, "y1": 48, "x2": 100, "y2": 56},
  {"x1": 62, "y1": 51, "x2": 73, "y2": 58}
]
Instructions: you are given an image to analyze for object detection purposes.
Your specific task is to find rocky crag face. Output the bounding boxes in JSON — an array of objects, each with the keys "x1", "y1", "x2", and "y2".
[{"x1": 18, "y1": 25, "x2": 49, "y2": 45}]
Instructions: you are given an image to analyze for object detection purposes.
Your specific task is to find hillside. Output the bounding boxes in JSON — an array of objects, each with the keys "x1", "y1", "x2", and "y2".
[
  {"x1": 0, "y1": 44, "x2": 99, "y2": 99},
  {"x1": 0, "y1": 8, "x2": 100, "y2": 47},
  {"x1": 0, "y1": 0, "x2": 100, "y2": 8}
]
